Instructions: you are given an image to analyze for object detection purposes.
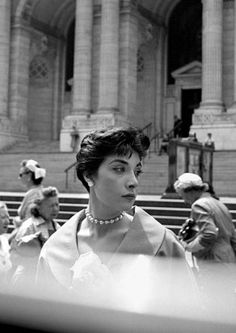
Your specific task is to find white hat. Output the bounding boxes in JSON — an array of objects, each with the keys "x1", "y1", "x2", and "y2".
[
  {"x1": 174, "y1": 173, "x2": 207, "y2": 192},
  {"x1": 25, "y1": 160, "x2": 46, "y2": 179}
]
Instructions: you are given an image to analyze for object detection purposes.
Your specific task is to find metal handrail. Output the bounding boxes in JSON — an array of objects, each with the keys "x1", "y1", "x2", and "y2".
[
  {"x1": 149, "y1": 120, "x2": 183, "y2": 156},
  {"x1": 142, "y1": 122, "x2": 152, "y2": 131},
  {"x1": 142, "y1": 122, "x2": 152, "y2": 139},
  {"x1": 149, "y1": 131, "x2": 160, "y2": 155},
  {"x1": 64, "y1": 161, "x2": 77, "y2": 189}
]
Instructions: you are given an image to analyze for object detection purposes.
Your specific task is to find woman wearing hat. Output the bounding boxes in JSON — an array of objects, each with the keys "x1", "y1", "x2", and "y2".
[
  {"x1": 9, "y1": 160, "x2": 46, "y2": 242},
  {"x1": 174, "y1": 173, "x2": 236, "y2": 264}
]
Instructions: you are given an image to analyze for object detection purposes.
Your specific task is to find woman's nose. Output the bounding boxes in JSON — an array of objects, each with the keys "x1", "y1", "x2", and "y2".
[{"x1": 127, "y1": 171, "x2": 139, "y2": 188}]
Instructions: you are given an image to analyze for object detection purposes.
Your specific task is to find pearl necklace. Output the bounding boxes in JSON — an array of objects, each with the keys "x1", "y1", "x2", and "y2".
[{"x1": 85, "y1": 209, "x2": 124, "y2": 225}]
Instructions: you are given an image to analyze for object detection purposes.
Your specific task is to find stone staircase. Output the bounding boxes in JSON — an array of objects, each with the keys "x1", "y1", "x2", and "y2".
[
  {"x1": 1, "y1": 140, "x2": 236, "y2": 196},
  {"x1": 1, "y1": 191, "x2": 236, "y2": 236},
  {"x1": 1, "y1": 139, "x2": 236, "y2": 234},
  {"x1": 0, "y1": 140, "x2": 168, "y2": 195}
]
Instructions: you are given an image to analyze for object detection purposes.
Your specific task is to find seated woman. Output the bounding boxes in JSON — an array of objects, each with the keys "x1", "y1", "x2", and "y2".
[
  {"x1": 36, "y1": 127, "x2": 191, "y2": 294},
  {"x1": 10, "y1": 186, "x2": 60, "y2": 287},
  {"x1": 9, "y1": 159, "x2": 46, "y2": 243}
]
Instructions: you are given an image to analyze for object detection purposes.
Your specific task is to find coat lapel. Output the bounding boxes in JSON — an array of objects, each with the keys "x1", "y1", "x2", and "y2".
[
  {"x1": 42, "y1": 207, "x2": 166, "y2": 287},
  {"x1": 108, "y1": 206, "x2": 166, "y2": 270}
]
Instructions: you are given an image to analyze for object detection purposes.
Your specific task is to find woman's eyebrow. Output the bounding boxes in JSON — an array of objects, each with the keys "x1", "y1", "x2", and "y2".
[
  {"x1": 108, "y1": 159, "x2": 128, "y2": 165},
  {"x1": 109, "y1": 159, "x2": 143, "y2": 168}
]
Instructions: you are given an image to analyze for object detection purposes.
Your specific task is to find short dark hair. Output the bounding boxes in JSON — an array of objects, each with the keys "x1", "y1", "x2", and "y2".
[{"x1": 76, "y1": 126, "x2": 150, "y2": 192}]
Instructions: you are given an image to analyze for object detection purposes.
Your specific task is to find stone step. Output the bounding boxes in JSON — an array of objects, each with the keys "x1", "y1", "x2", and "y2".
[
  {"x1": 0, "y1": 150, "x2": 168, "y2": 195},
  {"x1": 1, "y1": 192, "x2": 236, "y2": 235},
  {"x1": 3, "y1": 140, "x2": 61, "y2": 154}
]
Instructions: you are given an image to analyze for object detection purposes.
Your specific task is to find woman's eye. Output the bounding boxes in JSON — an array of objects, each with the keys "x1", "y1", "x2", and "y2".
[{"x1": 113, "y1": 167, "x2": 125, "y2": 173}]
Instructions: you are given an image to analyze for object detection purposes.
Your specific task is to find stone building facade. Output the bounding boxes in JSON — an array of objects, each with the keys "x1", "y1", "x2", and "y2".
[{"x1": 1, "y1": 0, "x2": 236, "y2": 151}]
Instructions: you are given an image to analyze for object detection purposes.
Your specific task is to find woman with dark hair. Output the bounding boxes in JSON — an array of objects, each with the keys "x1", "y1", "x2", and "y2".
[
  {"x1": 10, "y1": 186, "x2": 60, "y2": 286},
  {"x1": 36, "y1": 127, "x2": 188, "y2": 293}
]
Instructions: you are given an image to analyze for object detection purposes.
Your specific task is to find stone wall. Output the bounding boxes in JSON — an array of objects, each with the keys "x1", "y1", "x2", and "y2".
[{"x1": 223, "y1": 0, "x2": 234, "y2": 107}]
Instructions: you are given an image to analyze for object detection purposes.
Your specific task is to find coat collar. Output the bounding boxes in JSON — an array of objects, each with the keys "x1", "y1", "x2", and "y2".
[{"x1": 41, "y1": 206, "x2": 166, "y2": 287}]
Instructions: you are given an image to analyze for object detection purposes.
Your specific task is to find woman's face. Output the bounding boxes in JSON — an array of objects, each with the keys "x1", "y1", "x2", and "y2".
[
  {"x1": 90, "y1": 152, "x2": 143, "y2": 214},
  {"x1": 18, "y1": 167, "x2": 31, "y2": 186},
  {"x1": 38, "y1": 196, "x2": 59, "y2": 222},
  {"x1": 0, "y1": 208, "x2": 10, "y2": 234}
]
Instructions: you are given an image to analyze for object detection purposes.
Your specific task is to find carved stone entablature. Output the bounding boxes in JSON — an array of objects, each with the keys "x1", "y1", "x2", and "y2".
[
  {"x1": 192, "y1": 113, "x2": 214, "y2": 125},
  {"x1": 62, "y1": 114, "x2": 115, "y2": 130},
  {"x1": 193, "y1": 110, "x2": 236, "y2": 126}
]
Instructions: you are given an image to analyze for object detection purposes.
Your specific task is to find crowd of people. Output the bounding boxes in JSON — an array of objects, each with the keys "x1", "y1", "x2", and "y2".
[{"x1": 0, "y1": 126, "x2": 235, "y2": 315}]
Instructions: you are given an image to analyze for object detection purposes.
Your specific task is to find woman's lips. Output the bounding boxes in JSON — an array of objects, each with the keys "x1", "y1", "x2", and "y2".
[{"x1": 122, "y1": 194, "x2": 136, "y2": 201}]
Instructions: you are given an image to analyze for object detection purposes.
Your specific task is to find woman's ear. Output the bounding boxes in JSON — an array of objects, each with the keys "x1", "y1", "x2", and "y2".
[{"x1": 84, "y1": 173, "x2": 94, "y2": 187}]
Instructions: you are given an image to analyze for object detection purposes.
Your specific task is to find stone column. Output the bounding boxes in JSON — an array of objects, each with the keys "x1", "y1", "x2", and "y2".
[
  {"x1": 98, "y1": 0, "x2": 120, "y2": 113},
  {"x1": 191, "y1": 0, "x2": 226, "y2": 148},
  {"x1": 228, "y1": 0, "x2": 236, "y2": 111},
  {"x1": 119, "y1": 0, "x2": 138, "y2": 119},
  {"x1": 60, "y1": 0, "x2": 93, "y2": 151},
  {"x1": 0, "y1": 0, "x2": 10, "y2": 117},
  {"x1": 72, "y1": 0, "x2": 93, "y2": 115},
  {"x1": 9, "y1": 18, "x2": 30, "y2": 131},
  {"x1": 200, "y1": 0, "x2": 223, "y2": 111}
]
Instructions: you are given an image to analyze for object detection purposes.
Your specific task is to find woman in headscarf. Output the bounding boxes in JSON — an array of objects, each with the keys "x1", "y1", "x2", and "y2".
[{"x1": 9, "y1": 159, "x2": 46, "y2": 242}]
